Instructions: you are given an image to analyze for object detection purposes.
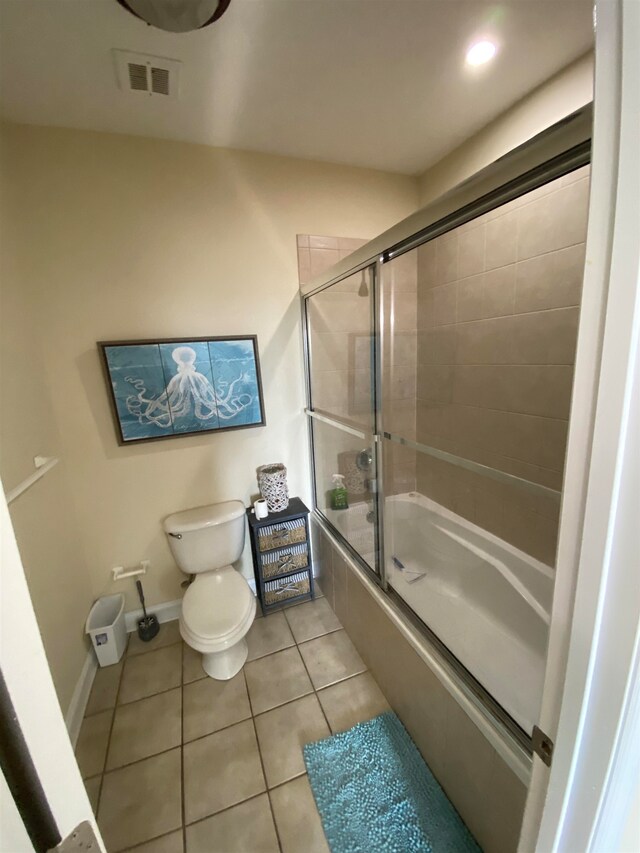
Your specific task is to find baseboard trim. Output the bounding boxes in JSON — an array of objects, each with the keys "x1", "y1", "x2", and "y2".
[
  {"x1": 66, "y1": 649, "x2": 98, "y2": 747},
  {"x1": 123, "y1": 583, "x2": 257, "y2": 632},
  {"x1": 66, "y1": 598, "x2": 182, "y2": 744},
  {"x1": 68, "y1": 589, "x2": 257, "y2": 742},
  {"x1": 124, "y1": 598, "x2": 182, "y2": 633}
]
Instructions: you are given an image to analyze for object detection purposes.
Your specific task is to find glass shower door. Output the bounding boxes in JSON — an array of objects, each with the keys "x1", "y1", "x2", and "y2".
[
  {"x1": 379, "y1": 164, "x2": 590, "y2": 735},
  {"x1": 305, "y1": 266, "x2": 380, "y2": 573}
]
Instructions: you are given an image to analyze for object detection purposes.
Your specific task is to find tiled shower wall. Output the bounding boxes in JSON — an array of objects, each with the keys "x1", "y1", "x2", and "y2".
[
  {"x1": 412, "y1": 165, "x2": 590, "y2": 565},
  {"x1": 298, "y1": 235, "x2": 372, "y2": 508},
  {"x1": 299, "y1": 159, "x2": 589, "y2": 565},
  {"x1": 382, "y1": 251, "x2": 418, "y2": 494},
  {"x1": 297, "y1": 234, "x2": 367, "y2": 288},
  {"x1": 299, "y1": 235, "x2": 418, "y2": 498}
]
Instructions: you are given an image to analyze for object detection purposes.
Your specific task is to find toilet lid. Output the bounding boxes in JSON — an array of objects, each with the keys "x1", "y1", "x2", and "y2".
[{"x1": 182, "y1": 567, "x2": 254, "y2": 641}]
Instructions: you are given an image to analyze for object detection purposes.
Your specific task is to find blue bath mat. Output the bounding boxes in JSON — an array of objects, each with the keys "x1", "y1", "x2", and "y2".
[{"x1": 303, "y1": 712, "x2": 481, "y2": 853}]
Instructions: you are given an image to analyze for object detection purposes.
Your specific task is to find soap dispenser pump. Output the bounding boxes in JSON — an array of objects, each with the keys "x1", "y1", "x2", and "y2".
[{"x1": 330, "y1": 474, "x2": 349, "y2": 510}]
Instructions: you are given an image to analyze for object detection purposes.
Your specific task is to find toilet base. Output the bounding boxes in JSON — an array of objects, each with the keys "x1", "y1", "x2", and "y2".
[{"x1": 201, "y1": 637, "x2": 249, "y2": 680}]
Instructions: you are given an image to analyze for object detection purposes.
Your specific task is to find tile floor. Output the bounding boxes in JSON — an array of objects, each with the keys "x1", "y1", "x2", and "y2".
[{"x1": 77, "y1": 587, "x2": 390, "y2": 853}]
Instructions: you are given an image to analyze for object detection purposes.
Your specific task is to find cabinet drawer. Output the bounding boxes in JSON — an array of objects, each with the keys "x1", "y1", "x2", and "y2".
[
  {"x1": 258, "y1": 518, "x2": 306, "y2": 552},
  {"x1": 261, "y1": 543, "x2": 309, "y2": 580},
  {"x1": 263, "y1": 571, "x2": 310, "y2": 607}
]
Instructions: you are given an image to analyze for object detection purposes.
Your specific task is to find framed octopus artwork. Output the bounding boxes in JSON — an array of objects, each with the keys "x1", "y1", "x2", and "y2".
[{"x1": 98, "y1": 336, "x2": 266, "y2": 444}]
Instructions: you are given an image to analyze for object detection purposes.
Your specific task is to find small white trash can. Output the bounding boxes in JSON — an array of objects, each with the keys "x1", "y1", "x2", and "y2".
[{"x1": 86, "y1": 594, "x2": 127, "y2": 667}]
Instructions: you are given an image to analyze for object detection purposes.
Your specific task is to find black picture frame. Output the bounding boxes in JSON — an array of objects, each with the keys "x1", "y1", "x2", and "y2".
[{"x1": 98, "y1": 335, "x2": 266, "y2": 445}]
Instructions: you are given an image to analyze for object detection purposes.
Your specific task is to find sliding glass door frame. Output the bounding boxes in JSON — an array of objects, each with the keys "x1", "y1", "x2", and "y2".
[
  {"x1": 301, "y1": 261, "x2": 383, "y2": 584},
  {"x1": 301, "y1": 105, "x2": 592, "y2": 757}
]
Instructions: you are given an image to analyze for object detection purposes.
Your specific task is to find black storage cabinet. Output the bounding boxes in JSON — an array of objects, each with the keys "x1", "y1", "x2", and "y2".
[{"x1": 247, "y1": 497, "x2": 315, "y2": 613}]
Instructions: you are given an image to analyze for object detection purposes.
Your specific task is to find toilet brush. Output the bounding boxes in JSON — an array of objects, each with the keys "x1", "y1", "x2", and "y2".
[{"x1": 136, "y1": 579, "x2": 160, "y2": 642}]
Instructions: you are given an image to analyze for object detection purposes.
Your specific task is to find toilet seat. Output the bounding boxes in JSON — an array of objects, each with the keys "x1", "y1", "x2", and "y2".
[{"x1": 180, "y1": 566, "x2": 255, "y2": 653}]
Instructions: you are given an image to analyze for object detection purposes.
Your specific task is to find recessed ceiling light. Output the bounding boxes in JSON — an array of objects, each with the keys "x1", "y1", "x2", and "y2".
[{"x1": 466, "y1": 40, "x2": 497, "y2": 67}]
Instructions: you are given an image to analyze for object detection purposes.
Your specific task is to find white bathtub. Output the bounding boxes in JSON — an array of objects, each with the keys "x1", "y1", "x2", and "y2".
[{"x1": 329, "y1": 492, "x2": 554, "y2": 735}]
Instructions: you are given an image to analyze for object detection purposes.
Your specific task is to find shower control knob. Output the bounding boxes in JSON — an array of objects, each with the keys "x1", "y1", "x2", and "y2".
[{"x1": 356, "y1": 448, "x2": 373, "y2": 471}]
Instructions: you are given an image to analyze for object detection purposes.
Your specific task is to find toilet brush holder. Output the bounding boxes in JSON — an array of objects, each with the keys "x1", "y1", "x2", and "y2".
[{"x1": 136, "y1": 579, "x2": 159, "y2": 642}]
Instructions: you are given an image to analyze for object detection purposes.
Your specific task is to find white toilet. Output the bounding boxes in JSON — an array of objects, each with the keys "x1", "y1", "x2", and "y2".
[{"x1": 163, "y1": 500, "x2": 256, "y2": 680}]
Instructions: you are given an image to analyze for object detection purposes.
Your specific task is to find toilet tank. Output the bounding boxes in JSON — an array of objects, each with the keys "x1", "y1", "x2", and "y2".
[{"x1": 163, "y1": 500, "x2": 246, "y2": 574}]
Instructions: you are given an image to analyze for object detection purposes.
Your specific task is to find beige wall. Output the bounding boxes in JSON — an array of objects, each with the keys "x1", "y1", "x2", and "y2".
[
  {"x1": 411, "y1": 165, "x2": 590, "y2": 565},
  {"x1": 418, "y1": 52, "x2": 593, "y2": 206},
  {"x1": 0, "y1": 130, "x2": 94, "y2": 712},
  {"x1": 0, "y1": 122, "x2": 418, "y2": 659}
]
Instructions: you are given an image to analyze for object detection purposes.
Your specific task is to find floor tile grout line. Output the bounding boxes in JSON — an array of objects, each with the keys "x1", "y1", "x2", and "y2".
[
  {"x1": 242, "y1": 668, "x2": 283, "y2": 853},
  {"x1": 246, "y1": 640, "x2": 297, "y2": 666},
  {"x1": 116, "y1": 680, "x2": 183, "y2": 708},
  {"x1": 176, "y1": 601, "x2": 373, "y2": 834},
  {"x1": 89, "y1": 682, "x2": 182, "y2": 718},
  {"x1": 181, "y1": 788, "x2": 283, "y2": 831},
  {"x1": 93, "y1": 598, "x2": 359, "y2": 845},
  {"x1": 282, "y1": 603, "x2": 343, "y2": 647},
  {"x1": 166, "y1": 666, "x2": 371, "y2": 757},
  {"x1": 180, "y1": 643, "x2": 187, "y2": 853},
  {"x1": 101, "y1": 743, "x2": 182, "y2": 776},
  {"x1": 292, "y1": 620, "x2": 336, "y2": 735},
  {"x1": 289, "y1": 597, "x2": 373, "y2": 735},
  {"x1": 125, "y1": 635, "x2": 183, "y2": 659},
  {"x1": 181, "y1": 708, "x2": 255, "y2": 749},
  {"x1": 93, "y1": 633, "x2": 128, "y2": 821},
  {"x1": 245, "y1": 626, "x2": 348, "y2": 670},
  {"x1": 99, "y1": 698, "x2": 312, "y2": 779},
  {"x1": 110, "y1": 824, "x2": 183, "y2": 853},
  {"x1": 246, "y1": 626, "x2": 344, "y2": 666},
  {"x1": 293, "y1": 624, "x2": 345, "y2": 646},
  {"x1": 96, "y1": 669, "x2": 374, "y2": 781},
  {"x1": 251, "y1": 675, "x2": 347, "y2": 720},
  {"x1": 266, "y1": 770, "x2": 308, "y2": 794}
]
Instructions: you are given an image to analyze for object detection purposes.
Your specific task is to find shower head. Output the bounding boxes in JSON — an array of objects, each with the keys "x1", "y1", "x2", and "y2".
[{"x1": 358, "y1": 272, "x2": 369, "y2": 297}]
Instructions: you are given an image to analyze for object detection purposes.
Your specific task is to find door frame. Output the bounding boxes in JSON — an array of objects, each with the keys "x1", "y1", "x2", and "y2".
[
  {"x1": 520, "y1": 0, "x2": 640, "y2": 848},
  {"x1": 0, "y1": 492, "x2": 106, "y2": 852}
]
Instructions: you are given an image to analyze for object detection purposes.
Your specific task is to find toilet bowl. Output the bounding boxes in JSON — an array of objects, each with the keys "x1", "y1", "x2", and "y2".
[
  {"x1": 163, "y1": 499, "x2": 256, "y2": 681},
  {"x1": 180, "y1": 567, "x2": 256, "y2": 679}
]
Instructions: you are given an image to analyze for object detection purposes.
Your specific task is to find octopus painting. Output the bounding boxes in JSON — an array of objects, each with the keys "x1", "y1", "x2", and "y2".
[
  {"x1": 100, "y1": 337, "x2": 265, "y2": 443},
  {"x1": 125, "y1": 345, "x2": 254, "y2": 427}
]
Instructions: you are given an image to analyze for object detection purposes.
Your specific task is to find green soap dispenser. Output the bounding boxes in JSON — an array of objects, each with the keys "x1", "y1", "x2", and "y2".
[{"x1": 330, "y1": 474, "x2": 349, "y2": 510}]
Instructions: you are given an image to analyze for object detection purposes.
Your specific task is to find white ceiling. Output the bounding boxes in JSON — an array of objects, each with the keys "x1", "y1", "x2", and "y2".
[{"x1": 0, "y1": 0, "x2": 593, "y2": 175}]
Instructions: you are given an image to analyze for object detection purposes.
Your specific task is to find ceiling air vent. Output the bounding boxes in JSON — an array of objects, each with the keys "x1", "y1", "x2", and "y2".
[
  {"x1": 113, "y1": 50, "x2": 181, "y2": 99},
  {"x1": 150, "y1": 67, "x2": 170, "y2": 96}
]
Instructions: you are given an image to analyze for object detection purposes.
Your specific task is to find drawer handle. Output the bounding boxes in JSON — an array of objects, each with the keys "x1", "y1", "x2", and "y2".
[
  {"x1": 277, "y1": 553, "x2": 294, "y2": 570},
  {"x1": 273, "y1": 527, "x2": 289, "y2": 541},
  {"x1": 274, "y1": 582, "x2": 298, "y2": 595}
]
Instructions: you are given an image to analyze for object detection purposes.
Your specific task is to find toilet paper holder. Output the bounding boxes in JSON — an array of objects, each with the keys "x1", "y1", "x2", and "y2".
[{"x1": 112, "y1": 560, "x2": 150, "y2": 582}]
